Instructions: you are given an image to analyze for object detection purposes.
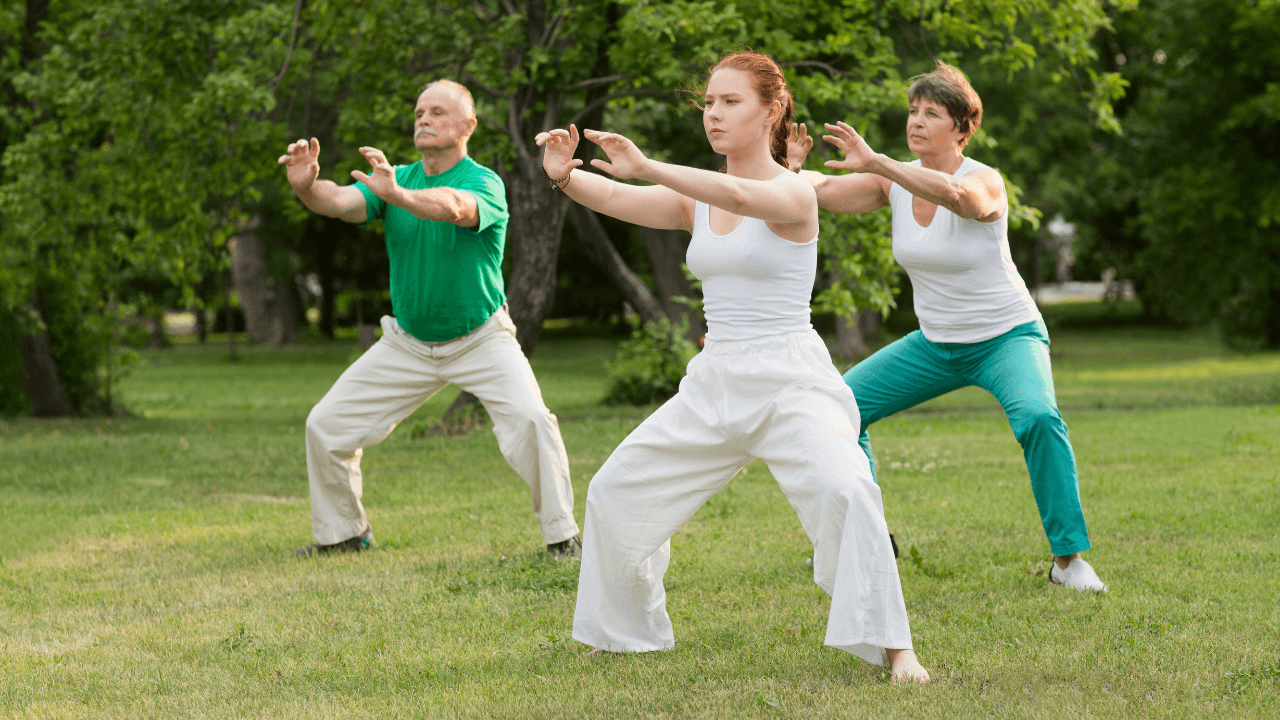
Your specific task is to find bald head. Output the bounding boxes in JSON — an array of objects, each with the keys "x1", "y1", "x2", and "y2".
[
  {"x1": 420, "y1": 80, "x2": 475, "y2": 120},
  {"x1": 413, "y1": 81, "x2": 478, "y2": 157}
]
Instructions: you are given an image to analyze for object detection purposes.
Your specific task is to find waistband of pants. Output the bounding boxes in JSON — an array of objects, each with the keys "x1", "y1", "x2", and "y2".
[{"x1": 399, "y1": 304, "x2": 506, "y2": 347}]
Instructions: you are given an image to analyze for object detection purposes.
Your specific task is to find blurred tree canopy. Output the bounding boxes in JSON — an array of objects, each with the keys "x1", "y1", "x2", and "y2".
[
  {"x1": 1073, "y1": 0, "x2": 1280, "y2": 348},
  {"x1": 1, "y1": 0, "x2": 1143, "y2": 415}
]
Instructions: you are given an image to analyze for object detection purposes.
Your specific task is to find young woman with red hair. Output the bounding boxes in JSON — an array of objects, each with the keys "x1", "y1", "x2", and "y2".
[{"x1": 536, "y1": 52, "x2": 929, "y2": 683}]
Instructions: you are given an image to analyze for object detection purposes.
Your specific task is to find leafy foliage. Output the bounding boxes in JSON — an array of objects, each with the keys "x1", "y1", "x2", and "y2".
[{"x1": 604, "y1": 315, "x2": 698, "y2": 405}]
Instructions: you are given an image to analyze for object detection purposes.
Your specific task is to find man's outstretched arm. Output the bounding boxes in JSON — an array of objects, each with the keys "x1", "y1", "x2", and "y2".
[
  {"x1": 278, "y1": 137, "x2": 368, "y2": 224},
  {"x1": 352, "y1": 147, "x2": 478, "y2": 228}
]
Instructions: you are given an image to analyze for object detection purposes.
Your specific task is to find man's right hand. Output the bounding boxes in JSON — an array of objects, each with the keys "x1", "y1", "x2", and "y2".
[{"x1": 278, "y1": 137, "x2": 322, "y2": 192}]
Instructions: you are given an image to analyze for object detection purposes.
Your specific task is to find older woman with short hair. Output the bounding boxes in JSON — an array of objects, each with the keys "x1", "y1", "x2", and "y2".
[{"x1": 790, "y1": 62, "x2": 1106, "y2": 592}]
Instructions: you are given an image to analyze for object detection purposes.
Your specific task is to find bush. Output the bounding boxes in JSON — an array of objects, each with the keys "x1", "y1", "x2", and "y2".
[{"x1": 604, "y1": 316, "x2": 698, "y2": 406}]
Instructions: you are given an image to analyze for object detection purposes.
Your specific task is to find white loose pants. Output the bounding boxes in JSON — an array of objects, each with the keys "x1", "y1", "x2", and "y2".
[
  {"x1": 572, "y1": 330, "x2": 911, "y2": 665},
  {"x1": 305, "y1": 308, "x2": 579, "y2": 546}
]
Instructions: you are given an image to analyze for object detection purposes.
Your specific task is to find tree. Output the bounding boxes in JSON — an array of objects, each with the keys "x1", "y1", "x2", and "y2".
[{"x1": 1074, "y1": 0, "x2": 1280, "y2": 347}]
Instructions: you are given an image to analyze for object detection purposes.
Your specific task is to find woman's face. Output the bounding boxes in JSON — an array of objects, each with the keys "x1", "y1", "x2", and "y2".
[
  {"x1": 703, "y1": 68, "x2": 776, "y2": 156},
  {"x1": 906, "y1": 97, "x2": 965, "y2": 156}
]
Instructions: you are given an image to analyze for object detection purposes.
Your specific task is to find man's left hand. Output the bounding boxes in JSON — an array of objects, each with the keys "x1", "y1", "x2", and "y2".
[{"x1": 350, "y1": 147, "x2": 400, "y2": 201}]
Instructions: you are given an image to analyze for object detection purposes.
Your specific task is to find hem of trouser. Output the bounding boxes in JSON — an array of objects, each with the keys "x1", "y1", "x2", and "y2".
[
  {"x1": 1050, "y1": 540, "x2": 1092, "y2": 556},
  {"x1": 572, "y1": 630, "x2": 673, "y2": 653},
  {"x1": 313, "y1": 522, "x2": 370, "y2": 546},
  {"x1": 542, "y1": 522, "x2": 580, "y2": 546},
  {"x1": 827, "y1": 642, "x2": 892, "y2": 666}
]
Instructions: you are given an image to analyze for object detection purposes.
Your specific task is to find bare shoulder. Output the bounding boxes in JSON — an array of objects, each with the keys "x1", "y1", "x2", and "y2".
[
  {"x1": 964, "y1": 165, "x2": 1005, "y2": 193},
  {"x1": 771, "y1": 170, "x2": 818, "y2": 202}
]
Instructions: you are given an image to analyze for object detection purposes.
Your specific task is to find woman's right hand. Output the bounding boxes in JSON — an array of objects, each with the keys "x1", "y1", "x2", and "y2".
[
  {"x1": 786, "y1": 122, "x2": 813, "y2": 172},
  {"x1": 534, "y1": 125, "x2": 584, "y2": 186}
]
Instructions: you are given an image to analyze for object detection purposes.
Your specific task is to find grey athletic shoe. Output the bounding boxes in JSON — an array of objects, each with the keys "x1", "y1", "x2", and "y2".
[
  {"x1": 547, "y1": 536, "x2": 582, "y2": 560},
  {"x1": 295, "y1": 527, "x2": 374, "y2": 558}
]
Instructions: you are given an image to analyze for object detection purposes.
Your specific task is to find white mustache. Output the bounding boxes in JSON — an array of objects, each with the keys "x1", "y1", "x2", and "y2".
[{"x1": 415, "y1": 127, "x2": 438, "y2": 137}]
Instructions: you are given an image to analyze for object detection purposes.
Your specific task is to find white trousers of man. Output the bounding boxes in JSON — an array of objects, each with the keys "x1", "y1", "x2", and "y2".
[
  {"x1": 305, "y1": 307, "x2": 579, "y2": 547},
  {"x1": 572, "y1": 330, "x2": 912, "y2": 665}
]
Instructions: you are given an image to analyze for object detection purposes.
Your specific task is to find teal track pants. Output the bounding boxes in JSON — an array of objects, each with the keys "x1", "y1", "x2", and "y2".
[{"x1": 842, "y1": 320, "x2": 1091, "y2": 556}]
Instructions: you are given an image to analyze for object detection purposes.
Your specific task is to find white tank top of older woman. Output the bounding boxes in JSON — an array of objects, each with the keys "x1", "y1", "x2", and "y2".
[{"x1": 888, "y1": 157, "x2": 1041, "y2": 344}]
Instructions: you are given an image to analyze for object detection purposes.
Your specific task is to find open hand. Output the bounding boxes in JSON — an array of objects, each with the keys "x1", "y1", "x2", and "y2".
[
  {"x1": 582, "y1": 129, "x2": 650, "y2": 180},
  {"x1": 349, "y1": 147, "x2": 399, "y2": 199},
  {"x1": 535, "y1": 125, "x2": 584, "y2": 184},
  {"x1": 787, "y1": 122, "x2": 813, "y2": 172},
  {"x1": 821, "y1": 121, "x2": 879, "y2": 173},
  {"x1": 278, "y1": 137, "x2": 321, "y2": 191}
]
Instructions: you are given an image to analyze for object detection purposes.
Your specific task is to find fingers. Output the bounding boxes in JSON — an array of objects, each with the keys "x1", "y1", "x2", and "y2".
[
  {"x1": 535, "y1": 128, "x2": 573, "y2": 147},
  {"x1": 359, "y1": 146, "x2": 392, "y2": 172},
  {"x1": 569, "y1": 124, "x2": 579, "y2": 143},
  {"x1": 350, "y1": 170, "x2": 369, "y2": 183},
  {"x1": 309, "y1": 137, "x2": 320, "y2": 156},
  {"x1": 589, "y1": 158, "x2": 615, "y2": 175}
]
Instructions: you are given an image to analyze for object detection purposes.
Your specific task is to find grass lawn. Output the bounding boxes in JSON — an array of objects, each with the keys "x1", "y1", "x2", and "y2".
[{"x1": 2, "y1": 308, "x2": 1278, "y2": 718}]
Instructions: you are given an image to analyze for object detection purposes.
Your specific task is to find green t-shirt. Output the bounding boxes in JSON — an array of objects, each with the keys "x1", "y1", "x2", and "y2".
[{"x1": 355, "y1": 156, "x2": 508, "y2": 342}]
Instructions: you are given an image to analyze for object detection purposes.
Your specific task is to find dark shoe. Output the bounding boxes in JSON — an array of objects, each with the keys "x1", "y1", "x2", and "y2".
[
  {"x1": 890, "y1": 533, "x2": 899, "y2": 559},
  {"x1": 547, "y1": 536, "x2": 581, "y2": 560},
  {"x1": 295, "y1": 527, "x2": 374, "y2": 558}
]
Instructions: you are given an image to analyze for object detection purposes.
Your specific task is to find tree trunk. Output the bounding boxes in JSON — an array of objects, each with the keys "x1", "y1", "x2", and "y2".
[
  {"x1": 831, "y1": 312, "x2": 870, "y2": 360},
  {"x1": 267, "y1": 276, "x2": 304, "y2": 345},
  {"x1": 567, "y1": 203, "x2": 664, "y2": 326},
  {"x1": 18, "y1": 291, "x2": 71, "y2": 417},
  {"x1": 503, "y1": 157, "x2": 569, "y2": 356},
  {"x1": 231, "y1": 217, "x2": 271, "y2": 343},
  {"x1": 640, "y1": 227, "x2": 705, "y2": 339},
  {"x1": 232, "y1": 216, "x2": 302, "y2": 346}
]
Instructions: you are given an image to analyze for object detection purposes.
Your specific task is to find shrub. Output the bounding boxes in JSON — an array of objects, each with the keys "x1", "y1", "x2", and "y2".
[{"x1": 604, "y1": 316, "x2": 698, "y2": 406}]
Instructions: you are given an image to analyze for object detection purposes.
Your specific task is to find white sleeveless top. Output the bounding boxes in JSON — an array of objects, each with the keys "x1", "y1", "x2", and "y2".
[
  {"x1": 889, "y1": 157, "x2": 1040, "y2": 343},
  {"x1": 685, "y1": 197, "x2": 817, "y2": 342}
]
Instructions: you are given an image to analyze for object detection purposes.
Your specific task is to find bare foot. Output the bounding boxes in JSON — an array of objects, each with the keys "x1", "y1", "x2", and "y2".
[
  {"x1": 585, "y1": 647, "x2": 617, "y2": 657},
  {"x1": 885, "y1": 648, "x2": 931, "y2": 685}
]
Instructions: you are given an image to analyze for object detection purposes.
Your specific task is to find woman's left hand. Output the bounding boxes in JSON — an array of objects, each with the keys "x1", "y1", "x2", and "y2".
[
  {"x1": 583, "y1": 129, "x2": 651, "y2": 180},
  {"x1": 786, "y1": 122, "x2": 813, "y2": 172},
  {"x1": 821, "y1": 121, "x2": 879, "y2": 174}
]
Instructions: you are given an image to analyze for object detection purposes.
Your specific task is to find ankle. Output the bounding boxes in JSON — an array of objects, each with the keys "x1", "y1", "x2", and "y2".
[{"x1": 1054, "y1": 553, "x2": 1080, "y2": 570}]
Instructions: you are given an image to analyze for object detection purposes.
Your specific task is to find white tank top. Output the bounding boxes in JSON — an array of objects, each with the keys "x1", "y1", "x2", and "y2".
[
  {"x1": 889, "y1": 157, "x2": 1040, "y2": 343},
  {"x1": 685, "y1": 197, "x2": 817, "y2": 342}
]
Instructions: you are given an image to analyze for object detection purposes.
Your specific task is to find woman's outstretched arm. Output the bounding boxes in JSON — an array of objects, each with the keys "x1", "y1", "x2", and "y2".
[
  {"x1": 536, "y1": 126, "x2": 693, "y2": 232},
  {"x1": 582, "y1": 129, "x2": 816, "y2": 227},
  {"x1": 822, "y1": 121, "x2": 1004, "y2": 222},
  {"x1": 787, "y1": 123, "x2": 890, "y2": 215}
]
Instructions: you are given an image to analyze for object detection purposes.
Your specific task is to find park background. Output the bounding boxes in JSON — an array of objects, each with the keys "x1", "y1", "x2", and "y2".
[{"x1": 1, "y1": 0, "x2": 1277, "y2": 717}]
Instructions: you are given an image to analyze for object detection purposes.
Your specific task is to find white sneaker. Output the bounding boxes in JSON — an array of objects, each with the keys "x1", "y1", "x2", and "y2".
[{"x1": 1049, "y1": 557, "x2": 1108, "y2": 592}]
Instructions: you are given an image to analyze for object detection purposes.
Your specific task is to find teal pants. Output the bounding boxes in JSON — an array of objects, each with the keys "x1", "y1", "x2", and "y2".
[{"x1": 842, "y1": 320, "x2": 1091, "y2": 556}]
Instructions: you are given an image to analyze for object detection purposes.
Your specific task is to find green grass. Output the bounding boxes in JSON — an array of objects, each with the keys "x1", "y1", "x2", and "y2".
[{"x1": 2, "y1": 310, "x2": 1278, "y2": 718}]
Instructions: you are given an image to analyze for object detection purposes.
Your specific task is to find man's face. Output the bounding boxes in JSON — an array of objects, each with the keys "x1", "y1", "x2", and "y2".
[{"x1": 413, "y1": 86, "x2": 476, "y2": 152}]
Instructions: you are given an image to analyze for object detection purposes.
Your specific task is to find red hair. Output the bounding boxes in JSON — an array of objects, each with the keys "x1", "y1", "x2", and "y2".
[{"x1": 704, "y1": 52, "x2": 793, "y2": 168}]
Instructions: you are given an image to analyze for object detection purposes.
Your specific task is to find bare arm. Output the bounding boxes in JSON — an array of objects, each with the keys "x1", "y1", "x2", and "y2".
[
  {"x1": 536, "y1": 126, "x2": 692, "y2": 231},
  {"x1": 822, "y1": 121, "x2": 1005, "y2": 222},
  {"x1": 352, "y1": 147, "x2": 479, "y2": 228},
  {"x1": 278, "y1": 138, "x2": 368, "y2": 224},
  {"x1": 788, "y1": 123, "x2": 889, "y2": 215},
  {"x1": 585, "y1": 128, "x2": 816, "y2": 226}
]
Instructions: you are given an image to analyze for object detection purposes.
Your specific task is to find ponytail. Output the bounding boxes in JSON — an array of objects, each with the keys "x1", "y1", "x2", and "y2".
[{"x1": 770, "y1": 92, "x2": 794, "y2": 169}]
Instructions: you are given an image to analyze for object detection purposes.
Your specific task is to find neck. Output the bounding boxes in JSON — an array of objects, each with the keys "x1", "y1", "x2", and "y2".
[
  {"x1": 723, "y1": 142, "x2": 782, "y2": 180},
  {"x1": 419, "y1": 143, "x2": 467, "y2": 176},
  {"x1": 916, "y1": 146, "x2": 965, "y2": 174}
]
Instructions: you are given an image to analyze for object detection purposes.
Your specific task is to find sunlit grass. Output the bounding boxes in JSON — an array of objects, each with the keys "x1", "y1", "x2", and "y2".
[{"x1": 1, "y1": 312, "x2": 1277, "y2": 717}]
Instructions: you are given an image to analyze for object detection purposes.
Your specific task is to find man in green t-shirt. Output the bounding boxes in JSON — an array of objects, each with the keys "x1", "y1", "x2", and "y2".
[{"x1": 278, "y1": 80, "x2": 580, "y2": 559}]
